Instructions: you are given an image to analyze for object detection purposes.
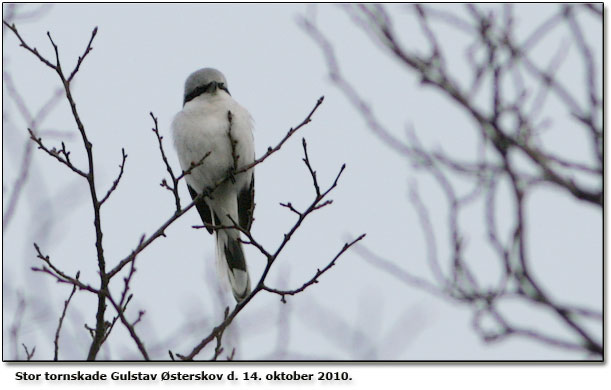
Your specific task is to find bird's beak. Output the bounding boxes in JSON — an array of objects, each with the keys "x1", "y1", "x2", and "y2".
[{"x1": 207, "y1": 81, "x2": 219, "y2": 93}]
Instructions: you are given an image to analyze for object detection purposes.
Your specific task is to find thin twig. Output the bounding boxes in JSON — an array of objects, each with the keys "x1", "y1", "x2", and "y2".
[
  {"x1": 263, "y1": 234, "x2": 366, "y2": 302},
  {"x1": 54, "y1": 273, "x2": 79, "y2": 361},
  {"x1": 99, "y1": 148, "x2": 127, "y2": 205},
  {"x1": 177, "y1": 139, "x2": 359, "y2": 360}
]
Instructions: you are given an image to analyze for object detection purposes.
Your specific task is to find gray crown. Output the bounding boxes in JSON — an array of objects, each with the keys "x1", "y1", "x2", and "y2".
[{"x1": 184, "y1": 68, "x2": 228, "y2": 100}]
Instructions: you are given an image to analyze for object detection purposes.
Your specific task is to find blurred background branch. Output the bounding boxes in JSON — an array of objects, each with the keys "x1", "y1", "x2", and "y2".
[{"x1": 303, "y1": 3, "x2": 601, "y2": 357}]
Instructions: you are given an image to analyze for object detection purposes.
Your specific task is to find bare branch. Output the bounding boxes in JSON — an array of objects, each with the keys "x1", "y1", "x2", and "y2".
[
  {"x1": 301, "y1": 138, "x2": 320, "y2": 196},
  {"x1": 151, "y1": 112, "x2": 183, "y2": 211},
  {"x1": 67, "y1": 27, "x2": 98, "y2": 82},
  {"x1": 22, "y1": 344, "x2": 36, "y2": 361},
  {"x1": 279, "y1": 202, "x2": 302, "y2": 217},
  {"x1": 264, "y1": 234, "x2": 366, "y2": 302},
  {"x1": 54, "y1": 273, "x2": 79, "y2": 361},
  {"x1": 104, "y1": 294, "x2": 149, "y2": 360},
  {"x1": 27, "y1": 129, "x2": 87, "y2": 177},
  {"x1": 99, "y1": 148, "x2": 127, "y2": 205},
  {"x1": 177, "y1": 135, "x2": 359, "y2": 360},
  {"x1": 227, "y1": 111, "x2": 240, "y2": 173},
  {"x1": 2, "y1": 20, "x2": 57, "y2": 68},
  {"x1": 32, "y1": 242, "x2": 150, "y2": 359},
  {"x1": 240, "y1": 96, "x2": 325, "y2": 173}
]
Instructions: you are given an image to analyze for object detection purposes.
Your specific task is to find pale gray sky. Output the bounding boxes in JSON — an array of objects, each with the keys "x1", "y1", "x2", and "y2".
[{"x1": 2, "y1": 3, "x2": 602, "y2": 361}]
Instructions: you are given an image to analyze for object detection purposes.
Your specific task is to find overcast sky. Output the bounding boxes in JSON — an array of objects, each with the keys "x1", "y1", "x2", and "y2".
[{"x1": 2, "y1": 3, "x2": 602, "y2": 362}]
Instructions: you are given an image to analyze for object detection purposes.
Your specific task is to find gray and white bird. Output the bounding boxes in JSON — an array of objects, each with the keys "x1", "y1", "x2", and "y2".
[{"x1": 172, "y1": 68, "x2": 255, "y2": 302}]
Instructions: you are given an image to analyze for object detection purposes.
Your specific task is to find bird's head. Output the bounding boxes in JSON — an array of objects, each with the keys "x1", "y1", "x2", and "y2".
[{"x1": 183, "y1": 68, "x2": 230, "y2": 105}]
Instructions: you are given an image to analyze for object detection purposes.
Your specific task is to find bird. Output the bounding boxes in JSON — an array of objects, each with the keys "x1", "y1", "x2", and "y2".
[{"x1": 171, "y1": 68, "x2": 255, "y2": 303}]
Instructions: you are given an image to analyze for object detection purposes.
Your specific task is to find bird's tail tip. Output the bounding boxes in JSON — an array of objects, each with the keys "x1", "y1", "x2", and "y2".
[
  {"x1": 217, "y1": 232, "x2": 251, "y2": 303},
  {"x1": 231, "y1": 271, "x2": 251, "y2": 303}
]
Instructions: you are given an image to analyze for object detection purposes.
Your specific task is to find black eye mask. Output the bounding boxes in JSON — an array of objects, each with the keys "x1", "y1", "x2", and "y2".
[{"x1": 183, "y1": 82, "x2": 231, "y2": 105}]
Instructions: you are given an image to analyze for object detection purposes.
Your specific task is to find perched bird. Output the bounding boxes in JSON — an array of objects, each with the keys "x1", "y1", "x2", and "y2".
[{"x1": 172, "y1": 68, "x2": 255, "y2": 302}]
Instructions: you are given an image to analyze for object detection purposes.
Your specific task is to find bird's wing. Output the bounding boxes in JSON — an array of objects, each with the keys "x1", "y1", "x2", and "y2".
[
  {"x1": 237, "y1": 174, "x2": 255, "y2": 232},
  {"x1": 188, "y1": 184, "x2": 215, "y2": 234}
]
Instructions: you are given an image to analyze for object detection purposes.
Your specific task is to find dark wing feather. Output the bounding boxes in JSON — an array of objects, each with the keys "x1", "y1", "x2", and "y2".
[
  {"x1": 188, "y1": 184, "x2": 214, "y2": 234},
  {"x1": 237, "y1": 174, "x2": 255, "y2": 232}
]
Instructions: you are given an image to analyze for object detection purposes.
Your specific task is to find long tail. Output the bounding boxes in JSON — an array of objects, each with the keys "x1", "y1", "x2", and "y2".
[{"x1": 215, "y1": 228, "x2": 251, "y2": 302}]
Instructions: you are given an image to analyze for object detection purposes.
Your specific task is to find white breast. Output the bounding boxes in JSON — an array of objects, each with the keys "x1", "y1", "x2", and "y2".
[{"x1": 171, "y1": 92, "x2": 255, "y2": 195}]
